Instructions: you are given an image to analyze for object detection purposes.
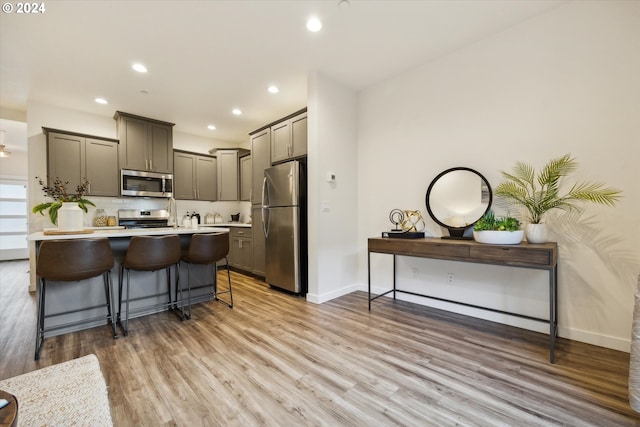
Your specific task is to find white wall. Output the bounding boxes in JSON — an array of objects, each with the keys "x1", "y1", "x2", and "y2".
[
  {"x1": 307, "y1": 72, "x2": 359, "y2": 303},
  {"x1": 357, "y1": 1, "x2": 640, "y2": 351}
]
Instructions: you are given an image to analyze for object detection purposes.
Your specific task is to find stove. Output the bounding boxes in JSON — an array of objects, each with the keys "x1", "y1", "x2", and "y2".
[{"x1": 118, "y1": 209, "x2": 170, "y2": 229}]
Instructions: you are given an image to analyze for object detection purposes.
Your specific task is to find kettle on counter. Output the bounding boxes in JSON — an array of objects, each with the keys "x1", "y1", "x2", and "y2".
[{"x1": 231, "y1": 213, "x2": 240, "y2": 222}]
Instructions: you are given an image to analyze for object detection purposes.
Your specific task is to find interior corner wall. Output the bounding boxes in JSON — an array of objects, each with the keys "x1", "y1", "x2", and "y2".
[
  {"x1": 306, "y1": 72, "x2": 359, "y2": 303},
  {"x1": 356, "y1": 1, "x2": 640, "y2": 352}
]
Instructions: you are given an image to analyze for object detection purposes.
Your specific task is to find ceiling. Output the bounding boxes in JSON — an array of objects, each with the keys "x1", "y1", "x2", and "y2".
[{"x1": 0, "y1": 0, "x2": 565, "y2": 148}]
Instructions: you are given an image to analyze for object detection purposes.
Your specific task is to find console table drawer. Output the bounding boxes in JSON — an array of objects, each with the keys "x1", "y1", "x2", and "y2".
[
  {"x1": 369, "y1": 239, "x2": 469, "y2": 259},
  {"x1": 469, "y1": 245, "x2": 552, "y2": 266}
]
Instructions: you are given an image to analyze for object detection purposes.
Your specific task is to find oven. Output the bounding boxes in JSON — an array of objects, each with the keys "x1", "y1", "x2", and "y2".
[
  {"x1": 121, "y1": 169, "x2": 173, "y2": 198},
  {"x1": 118, "y1": 209, "x2": 170, "y2": 229}
]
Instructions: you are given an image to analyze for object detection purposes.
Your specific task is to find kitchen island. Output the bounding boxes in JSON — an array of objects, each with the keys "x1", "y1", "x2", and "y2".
[{"x1": 27, "y1": 225, "x2": 234, "y2": 337}]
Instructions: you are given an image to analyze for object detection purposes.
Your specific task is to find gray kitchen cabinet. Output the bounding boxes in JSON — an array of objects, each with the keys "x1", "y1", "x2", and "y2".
[
  {"x1": 229, "y1": 227, "x2": 253, "y2": 272},
  {"x1": 270, "y1": 111, "x2": 307, "y2": 164},
  {"x1": 115, "y1": 111, "x2": 174, "y2": 173},
  {"x1": 44, "y1": 128, "x2": 119, "y2": 197},
  {"x1": 250, "y1": 128, "x2": 270, "y2": 205},
  {"x1": 216, "y1": 150, "x2": 239, "y2": 201},
  {"x1": 251, "y1": 205, "x2": 265, "y2": 277},
  {"x1": 196, "y1": 156, "x2": 217, "y2": 201},
  {"x1": 173, "y1": 151, "x2": 217, "y2": 201},
  {"x1": 240, "y1": 155, "x2": 252, "y2": 201},
  {"x1": 85, "y1": 138, "x2": 119, "y2": 196}
]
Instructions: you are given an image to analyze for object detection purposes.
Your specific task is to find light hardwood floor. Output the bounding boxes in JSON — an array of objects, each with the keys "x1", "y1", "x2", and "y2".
[{"x1": 1, "y1": 259, "x2": 638, "y2": 426}]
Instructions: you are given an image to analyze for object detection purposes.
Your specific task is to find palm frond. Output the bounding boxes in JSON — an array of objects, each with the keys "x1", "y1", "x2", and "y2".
[{"x1": 494, "y1": 153, "x2": 621, "y2": 223}]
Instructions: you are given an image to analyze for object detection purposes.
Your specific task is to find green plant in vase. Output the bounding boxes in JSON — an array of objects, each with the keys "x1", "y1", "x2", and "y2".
[
  {"x1": 32, "y1": 176, "x2": 95, "y2": 225},
  {"x1": 494, "y1": 154, "x2": 621, "y2": 243},
  {"x1": 474, "y1": 210, "x2": 520, "y2": 232}
]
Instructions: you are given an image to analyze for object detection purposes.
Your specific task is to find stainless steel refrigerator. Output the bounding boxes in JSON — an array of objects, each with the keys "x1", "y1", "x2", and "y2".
[{"x1": 262, "y1": 160, "x2": 307, "y2": 294}]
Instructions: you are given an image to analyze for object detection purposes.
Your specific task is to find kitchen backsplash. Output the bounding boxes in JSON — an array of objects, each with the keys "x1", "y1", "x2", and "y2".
[{"x1": 87, "y1": 197, "x2": 252, "y2": 226}]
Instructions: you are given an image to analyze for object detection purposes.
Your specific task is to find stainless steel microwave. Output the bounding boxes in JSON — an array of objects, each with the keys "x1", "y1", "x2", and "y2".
[{"x1": 121, "y1": 169, "x2": 173, "y2": 198}]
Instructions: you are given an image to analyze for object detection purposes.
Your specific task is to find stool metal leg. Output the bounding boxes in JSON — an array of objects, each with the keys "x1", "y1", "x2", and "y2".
[{"x1": 34, "y1": 279, "x2": 46, "y2": 360}]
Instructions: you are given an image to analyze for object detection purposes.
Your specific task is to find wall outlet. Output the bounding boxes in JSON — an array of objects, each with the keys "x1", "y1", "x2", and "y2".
[
  {"x1": 411, "y1": 268, "x2": 418, "y2": 277},
  {"x1": 447, "y1": 273, "x2": 455, "y2": 284}
]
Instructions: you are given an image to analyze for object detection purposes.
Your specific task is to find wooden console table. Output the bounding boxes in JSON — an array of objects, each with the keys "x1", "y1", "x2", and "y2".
[{"x1": 367, "y1": 237, "x2": 559, "y2": 363}]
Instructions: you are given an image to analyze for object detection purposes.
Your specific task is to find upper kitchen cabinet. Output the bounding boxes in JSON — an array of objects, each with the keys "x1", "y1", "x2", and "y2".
[
  {"x1": 43, "y1": 128, "x2": 119, "y2": 197},
  {"x1": 209, "y1": 148, "x2": 250, "y2": 201},
  {"x1": 270, "y1": 110, "x2": 307, "y2": 165},
  {"x1": 173, "y1": 150, "x2": 217, "y2": 201},
  {"x1": 250, "y1": 128, "x2": 270, "y2": 205},
  {"x1": 114, "y1": 111, "x2": 174, "y2": 174},
  {"x1": 240, "y1": 155, "x2": 252, "y2": 201}
]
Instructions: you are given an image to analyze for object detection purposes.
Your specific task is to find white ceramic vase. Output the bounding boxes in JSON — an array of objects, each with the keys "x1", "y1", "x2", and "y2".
[
  {"x1": 526, "y1": 223, "x2": 547, "y2": 244},
  {"x1": 57, "y1": 202, "x2": 84, "y2": 231}
]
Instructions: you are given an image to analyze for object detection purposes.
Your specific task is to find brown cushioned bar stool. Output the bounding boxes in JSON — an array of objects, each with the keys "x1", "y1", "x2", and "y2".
[
  {"x1": 117, "y1": 234, "x2": 183, "y2": 336},
  {"x1": 180, "y1": 232, "x2": 233, "y2": 318},
  {"x1": 35, "y1": 238, "x2": 117, "y2": 360}
]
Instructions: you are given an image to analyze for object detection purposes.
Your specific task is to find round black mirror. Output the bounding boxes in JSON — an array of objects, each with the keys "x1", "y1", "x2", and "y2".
[{"x1": 425, "y1": 167, "x2": 492, "y2": 239}]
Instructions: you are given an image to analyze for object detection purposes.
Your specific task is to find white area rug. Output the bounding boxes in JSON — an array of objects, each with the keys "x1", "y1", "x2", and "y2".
[{"x1": 0, "y1": 354, "x2": 113, "y2": 426}]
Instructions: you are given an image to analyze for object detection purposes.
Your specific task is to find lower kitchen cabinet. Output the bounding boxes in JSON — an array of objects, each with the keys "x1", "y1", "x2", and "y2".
[{"x1": 229, "y1": 227, "x2": 253, "y2": 272}]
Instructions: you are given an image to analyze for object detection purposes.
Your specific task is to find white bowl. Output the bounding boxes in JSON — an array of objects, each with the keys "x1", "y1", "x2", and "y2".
[{"x1": 473, "y1": 230, "x2": 524, "y2": 245}]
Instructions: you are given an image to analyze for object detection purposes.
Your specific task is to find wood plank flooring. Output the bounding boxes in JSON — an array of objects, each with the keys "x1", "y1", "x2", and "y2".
[{"x1": 1, "y1": 259, "x2": 638, "y2": 426}]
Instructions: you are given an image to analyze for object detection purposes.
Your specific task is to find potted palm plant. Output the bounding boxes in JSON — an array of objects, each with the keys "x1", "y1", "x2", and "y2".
[
  {"x1": 32, "y1": 176, "x2": 94, "y2": 230},
  {"x1": 494, "y1": 154, "x2": 622, "y2": 243}
]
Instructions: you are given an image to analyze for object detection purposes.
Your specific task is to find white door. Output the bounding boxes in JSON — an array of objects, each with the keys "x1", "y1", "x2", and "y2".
[{"x1": 0, "y1": 179, "x2": 28, "y2": 260}]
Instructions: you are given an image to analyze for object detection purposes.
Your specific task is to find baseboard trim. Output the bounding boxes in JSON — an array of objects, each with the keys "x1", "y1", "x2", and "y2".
[{"x1": 306, "y1": 283, "x2": 361, "y2": 304}]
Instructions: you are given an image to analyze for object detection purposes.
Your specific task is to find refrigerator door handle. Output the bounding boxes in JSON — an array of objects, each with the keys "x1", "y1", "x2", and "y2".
[{"x1": 262, "y1": 177, "x2": 269, "y2": 238}]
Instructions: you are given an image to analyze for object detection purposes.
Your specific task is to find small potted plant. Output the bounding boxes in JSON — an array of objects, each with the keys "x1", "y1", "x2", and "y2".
[
  {"x1": 32, "y1": 176, "x2": 95, "y2": 230},
  {"x1": 473, "y1": 210, "x2": 523, "y2": 245},
  {"x1": 494, "y1": 154, "x2": 622, "y2": 243}
]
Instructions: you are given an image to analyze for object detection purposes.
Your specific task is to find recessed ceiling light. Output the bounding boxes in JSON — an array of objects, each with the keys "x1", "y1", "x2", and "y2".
[
  {"x1": 268, "y1": 85, "x2": 279, "y2": 94},
  {"x1": 338, "y1": 0, "x2": 350, "y2": 8},
  {"x1": 94, "y1": 98, "x2": 108, "y2": 105},
  {"x1": 306, "y1": 17, "x2": 322, "y2": 32},
  {"x1": 232, "y1": 108, "x2": 242, "y2": 116},
  {"x1": 132, "y1": 63, "x2": 148, "y2": 73},
  {"x1": 207, "y1": 124, "x2": 216, "y2": 130}
]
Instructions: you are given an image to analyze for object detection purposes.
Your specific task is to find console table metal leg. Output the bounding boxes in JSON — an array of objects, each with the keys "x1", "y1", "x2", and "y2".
[
  {"x1": 368, "y1": 250, "x2": 371, "y2": 311},
  {"x1": 393, "y1": 255, "x2": 397, "y2": 300},
  {"x1": 549, "y1": 266, "x2": 557, "y2": 364}
]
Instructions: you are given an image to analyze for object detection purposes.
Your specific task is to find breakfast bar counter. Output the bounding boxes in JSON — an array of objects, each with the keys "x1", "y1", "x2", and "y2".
[{"x1": 27, "y1": 226, "x2": 232, "y2": 338}]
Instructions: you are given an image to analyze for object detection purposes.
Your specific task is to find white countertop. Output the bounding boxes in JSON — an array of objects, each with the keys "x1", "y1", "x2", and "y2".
[
  {"x1": 28, "y1": 226, "x2": 231, "y2": 241},
  {"x1": 200, "y1": 222, "x2": 251, "y2": 228}
]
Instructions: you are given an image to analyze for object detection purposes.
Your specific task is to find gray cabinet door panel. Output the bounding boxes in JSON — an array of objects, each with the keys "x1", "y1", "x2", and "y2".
[
  {"x1": 270, "y1": 121, "x2": 290, "y2": 164},
  {"x1": 174, "y1": 152, "x2": 195, "y2": 200},
  {"x1": 240, "y1": 155, "x2": 251, "y2": 201},
  {"x1": 85, "y1": 138, "x2": 118, "y2": 196},
  {"x1": 196, "y1": 156, "x2": 217, "y2": 201},
  {"x1": 48, "y1": 132, "x2": 84, "y2": 191},
  {"x1": 251, "y1": 129, "x2": 270, "y2": 205},
  {"x1": 290, "y1": 113, "x2": 307, "y2": 159},
  {"x1": 150, "y1": 124, "x2": 172, "y2": 173},
  {"x1": 217, "y1": 150, "x2": 239, "y2": 201},
  {"x1": 119, "y1": 116, "x2": 148, "y2": 171}
]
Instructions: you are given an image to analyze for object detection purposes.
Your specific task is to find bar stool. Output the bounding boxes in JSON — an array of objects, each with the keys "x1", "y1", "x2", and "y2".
[
  {"x1": 35, "y1": 238, "x2": 117, "y2": 360},
  {"x1": 180, "y1": 232, "x2": 233, "y2": 318},
  {"x1": 117, "y1": 234, "x2": 182, "y2": 336}
]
